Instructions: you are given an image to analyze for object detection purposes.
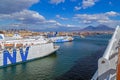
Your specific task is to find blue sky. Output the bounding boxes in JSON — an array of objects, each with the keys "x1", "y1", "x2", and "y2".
[{"x1": 0, "y1": 0, "x2": 120, "y2": 31}]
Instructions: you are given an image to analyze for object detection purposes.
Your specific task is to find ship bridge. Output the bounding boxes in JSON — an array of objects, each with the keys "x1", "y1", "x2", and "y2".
[{"x1": 91, "y1": 26, "x2": 120, "y2": 80}]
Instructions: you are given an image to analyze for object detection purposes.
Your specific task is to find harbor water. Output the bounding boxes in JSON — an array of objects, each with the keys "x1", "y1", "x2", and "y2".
[{"x1": 0, "y1": 34, "x2": 112, "y2": 80}]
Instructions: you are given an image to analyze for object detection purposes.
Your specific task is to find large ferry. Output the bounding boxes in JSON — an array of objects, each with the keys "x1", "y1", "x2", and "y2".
[
  {"x1": 49, "y1": 36, "x2": 74, "y2": 43},
  {"x1": 91, "y1": 26, "x2": 120, "y2": 80},
  {"x1": 0, "y1": 34, "x2": 59, "y2": 67}
]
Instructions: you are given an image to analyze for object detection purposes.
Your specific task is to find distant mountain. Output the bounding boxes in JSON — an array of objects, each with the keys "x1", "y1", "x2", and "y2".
[
  {"x1": 95, "y1": 25, "x2": 114, "y2": 31},
  {"x1": 82, "y1": 25, "x2": 95, "y2": 31},
  {"x1": 30, "y1": 26, "x2": 81, "y2": 32},
  {"x1": 81, "y1": 25, "x2": 114, "y2": 31}
]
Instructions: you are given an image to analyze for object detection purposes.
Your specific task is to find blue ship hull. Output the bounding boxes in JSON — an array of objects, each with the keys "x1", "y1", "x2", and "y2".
[{"x1": 54, "y1": 39, "x2": 72, "y2": 43}]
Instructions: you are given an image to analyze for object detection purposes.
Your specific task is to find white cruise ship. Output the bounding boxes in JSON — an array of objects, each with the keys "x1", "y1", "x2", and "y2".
[{"x1": 0, "y1": 34, "x2": 59, "y2": 67}]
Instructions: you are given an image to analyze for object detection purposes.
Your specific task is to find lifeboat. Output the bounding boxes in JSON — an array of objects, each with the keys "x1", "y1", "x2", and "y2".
[
  {"x1": 16, "y1": 43, "x2": 23, "y2": 48},
  {"x1": 4, "y1": 43, "x2": 14, "y2": 48}
]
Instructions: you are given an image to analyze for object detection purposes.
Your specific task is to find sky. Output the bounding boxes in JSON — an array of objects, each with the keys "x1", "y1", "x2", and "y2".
[{"x1": 0, "y1": 0, "x2": 120, "y2": 31}]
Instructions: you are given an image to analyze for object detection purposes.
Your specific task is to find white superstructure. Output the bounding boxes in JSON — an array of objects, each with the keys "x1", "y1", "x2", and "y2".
[{"x1": 0, "y1": 34, "x2": 59, "y2": 67}]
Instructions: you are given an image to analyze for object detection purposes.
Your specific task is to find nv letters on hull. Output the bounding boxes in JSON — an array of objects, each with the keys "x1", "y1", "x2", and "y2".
[{"x1": 3, "y1": 47, "x2": 30, "y2": 66}]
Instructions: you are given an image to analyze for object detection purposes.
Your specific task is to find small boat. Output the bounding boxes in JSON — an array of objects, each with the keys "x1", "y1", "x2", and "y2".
[{"x1": 80, "y1": 35, "x2": 85, "y2": 38}]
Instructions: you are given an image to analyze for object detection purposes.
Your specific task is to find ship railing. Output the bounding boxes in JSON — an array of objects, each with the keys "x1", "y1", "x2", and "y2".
[
  {"x1": 91, "y1": 25, "x2": 120, "y2": 80},
  {"x1": 103, "y1": 25, "x2": 120, "y2": 60},
  {"x1": 0, "y1": 39, "x2": 54, "y2": 53}
]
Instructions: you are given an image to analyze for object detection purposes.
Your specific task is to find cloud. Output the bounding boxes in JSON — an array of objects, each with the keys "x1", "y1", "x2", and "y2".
[
  {"x1": 0, "y1": 0, "x2": 66, "y2": 30},
  {"x1": 74, "y1": 0, "x2": 99, "y2": 10},
  {"x1": 56, "y1": 15, "x2": 68, "y2": 20},
  {"x1": 1, "y1": 20, "x2": 63, "y2": 30},
  {"x1": 74, "y1": 11, "x2": 120, "y2": 27},
  {"x1": 13, "y1": 10, "x2": 45, "y2": 24},
  {"x1": 0, "y1": 0, "x2": 39, "y2": 14},
  {"x1": 74, "y1": 14, "x2": 109, "y2": 23},
  {"x1": 66, "y1": 24, "x2": 76, "y2": 27},
  {"x1": 0, "y1": 10, "x2": 45, "y2": 24},
  {"x1": 45, "y1": 20, "x2": 62, "y2": 26},
  {"x1": 50, "y1": 0, "x2": 65, "y2": 4},
  {"x1": 82, "y1": 20, "x2": 92, "y2": 24},
  {"x1": 0, "y1": 9, "x2": 64, "y2": 30},
  {"x1": 105, "y1": 11, "x2": 119, "y2": 16},
  {"x1": 82, "y1": 0, "x2": 99, "y2": 9},
  {"x1": 74, "y1": 6, "x2": 81, "y2": 10}
]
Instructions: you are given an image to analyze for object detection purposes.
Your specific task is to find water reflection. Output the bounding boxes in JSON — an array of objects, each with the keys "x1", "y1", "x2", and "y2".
[
  {"x1": 0, "y1": 53, "x2": 58, "y2": 80},
  {"x1": 63, "y1": 42, "x2": 73, "y2": 47}
]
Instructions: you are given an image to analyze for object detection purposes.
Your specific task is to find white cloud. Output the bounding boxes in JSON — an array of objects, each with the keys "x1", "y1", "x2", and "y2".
[
  {"x1": 97, "y1": 20, "x2": 120, "y2": 27},
  {"x1": 74, "y1": 14, "x2": 109, "y2": 22},
  {"x1": 0, "y1": 10, "x2": 45, "y2": 24},
  {"x1": 13, "y1": 10, "x2": 45, "y2": 24},
  {"x1": 50, "y1": 0, "x2": 65, "y2": 4},
  {"x1": 0, "y1": 9, "x2": 64, "y2": 30},
  {"x1": 74, "y1": 6, "x2": 81, "y2": 10},
  {"x1": 46, "y1": 20, "x2": 60, "y2": 25},
  {"x1": 56, "y1": 15, "x2": 68, "y2": 20},
  {"x1": 83, "y1": 20, "x2": 92, "y2": 24},
  {"x1": 0, "y1": 0, "x2": 39, "y2": 14},
  {"x1": 74, "y1": 0, "x2": 99, "y2": 10},
  {"x1": 0, "y1": 0, "x2": 66, "y2": 30},
  {"x1": 82, "y1": 0, "x2": 99, "y2": 9},
  {"x1": 66, "y1": 24, "x2": 76, "y2": 27},
  {"x1": 105, "y1": 11, "x2": 119, "y2": 16},
  {"x1": 74, "y1": 11, "x2": 120, "y2": 27}
]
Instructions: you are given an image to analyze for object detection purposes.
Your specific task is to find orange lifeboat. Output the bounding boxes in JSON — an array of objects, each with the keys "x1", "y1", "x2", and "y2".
[
  {"x1": 4, "y1": 43, "x2": 14, "y2": 48},
  {"x1": 16, "y1": 43, "x2": 23, "y2": 48}
]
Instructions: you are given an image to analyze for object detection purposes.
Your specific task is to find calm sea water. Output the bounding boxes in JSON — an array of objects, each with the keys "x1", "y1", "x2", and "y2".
[{"x1": 0, "y1": 34, "x2": 112, "y2": 80}]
